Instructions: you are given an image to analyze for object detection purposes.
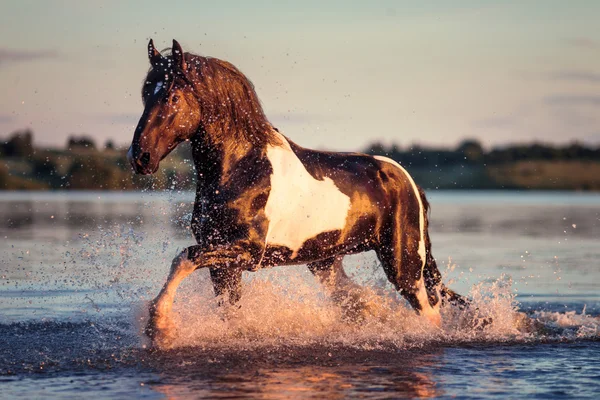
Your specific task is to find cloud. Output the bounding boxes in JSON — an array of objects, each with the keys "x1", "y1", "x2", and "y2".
[
  {"x1": 544, "y1": 95, "x2": 600, "y2": 107},
  {"x1": 0, "y1": 114, "x2": 15, "y2": 124},
  {"x1": 472, "y1": 97, "x2": 600, "y2": 145},
  {"x1": 0, "y1": 48, "x2": 59, "y2": 67},
  {"x1": 583, "y1": 132, "x2": 600, "y2": 143},
  {"x1": 565, "y1": 37, "x2": 600, "y2": 50},
  {"x1": 90, "y1": 113, "x2": 139, "y2": 125},
  {"x1": 549, "y1": 70, "x2": 600, "y2": 84},
  {"x1": 474, "y1": 115, "x2": 519, "y2": 130},
  {"x1": 551, "y1": 104, "x2": 598, "y2": 129},
  {"x1": 473, "y1": 106, "x2": 532, "y2": 130},
  {"x1": 269, "y1": 112, "x2": 336, "y2": 125}
]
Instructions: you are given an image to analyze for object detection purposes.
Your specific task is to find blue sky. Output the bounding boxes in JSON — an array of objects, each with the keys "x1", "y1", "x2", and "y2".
[{"x1": 1, "y1": 0, "x2": 599, "y2": 150}]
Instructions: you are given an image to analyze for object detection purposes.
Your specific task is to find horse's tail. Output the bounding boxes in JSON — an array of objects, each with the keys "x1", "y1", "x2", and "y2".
[{"x1": 417, "y1": 186, "x2": 469, "y2": 309}]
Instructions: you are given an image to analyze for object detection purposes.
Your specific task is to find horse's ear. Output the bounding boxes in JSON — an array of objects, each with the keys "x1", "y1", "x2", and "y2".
[
  {"x1": 148, "y1": 39, "x2": 162, "y2": 66},
  {"x1": 172, "y1": 39, "x2": 186, "y2": 71}
]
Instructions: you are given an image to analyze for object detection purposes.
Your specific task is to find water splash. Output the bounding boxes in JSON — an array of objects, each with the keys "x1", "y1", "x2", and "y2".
[{"x1": 134, "y1": 269, "x2": 599, "y2": 352}]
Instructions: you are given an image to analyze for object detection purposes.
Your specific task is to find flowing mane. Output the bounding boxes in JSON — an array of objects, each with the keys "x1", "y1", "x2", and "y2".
[{"x1": 142, "y1": 48, "x2": 281, "y2": 147}]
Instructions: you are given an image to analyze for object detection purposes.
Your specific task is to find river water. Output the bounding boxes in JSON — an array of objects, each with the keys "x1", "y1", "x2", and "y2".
[{"x1": 0, "y1": 191, "x2": 598, "y2": 399}]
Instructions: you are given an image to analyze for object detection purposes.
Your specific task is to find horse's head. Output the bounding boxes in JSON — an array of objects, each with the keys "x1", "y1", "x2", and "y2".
[
  {"x1": 129, "y1": 39, "x2": 281, "y2": 174},
  {"x1": 128, "y1": 39, "x2": 200, "y2": 175}
]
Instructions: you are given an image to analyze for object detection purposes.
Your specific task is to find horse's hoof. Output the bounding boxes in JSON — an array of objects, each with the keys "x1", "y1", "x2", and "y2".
[
  {"x1": 425, "y1": 312, "x2": 442, "y2": 328},
  {"x1": 145, "y1": 316, "x2": 177, "y2": 350},
  {"x1": 152, "y1": 332, "x2": 176, "y2": 350}
]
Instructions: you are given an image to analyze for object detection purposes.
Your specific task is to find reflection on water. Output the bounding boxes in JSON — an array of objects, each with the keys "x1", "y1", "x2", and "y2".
[
  {"x1": 0, "y1": 192, "x2": 194, "y2": 241},
  {"x1": 4, "y1": 201, "x2": 33, "y2": 229},
  {"x1": 147, "y1": 342, "x2": 600, "y2": 399},
  {"x1": 3, "y1": 340, "x2": 598, "y2": 399},
  {"x1": 148, "y1": 347, "x2": 443, "y2": 399}
]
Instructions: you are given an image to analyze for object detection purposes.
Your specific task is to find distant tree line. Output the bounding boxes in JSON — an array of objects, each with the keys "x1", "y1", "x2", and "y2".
[
  {"x1": 1, "y1": 129, "x2": 600, "y2": 191},
  {"x1": 0, "y1": 130, "x2": 195, "y2": 190},
  {"x1": 0, "y1": 129, "x2": 34, "y2": 158},
  {"x1": 363, "y1": 139, "x2": 600, "y2": 190},
  {"x1": 0, "y1": 130, "x2": 119, "y2": 157},
  {"x1": 364, "y1": 139, "x2": 600, "y2": 169}
]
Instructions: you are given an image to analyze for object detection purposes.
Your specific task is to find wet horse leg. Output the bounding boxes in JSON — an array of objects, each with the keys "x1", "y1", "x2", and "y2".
[
  {"x1": 421, "y1": 228, "x2": 469, "y2": 310},
  {"x1": 422, "y1": 255, "x2": 468, "y2": 309},
  {"x1": 209, "y1": 267, "x2": 243, "y2": 305},
  {"x1": 421, "y1": 240, "x2": 496, "y2": 329},
  {"x1": 308, "y1": 255, "x2": 351, "y2": 292},
  {"x1": 376, "y1": 211, "x2": 442, "y2": 327},
  {"x1": 145, "y1": 250, "x2": 196, "y2": 348},
  {"x1": 145, "y1": 246, "x2": 254, "y2": 348},
  {"x1": 308, "y1": 256, "x2": 369, "y2": 321}
]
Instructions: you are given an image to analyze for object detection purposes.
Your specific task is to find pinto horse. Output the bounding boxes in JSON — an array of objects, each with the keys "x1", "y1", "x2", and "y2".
[{"x1": 129, "y1": 39, "x2": 467, "y2": 348}]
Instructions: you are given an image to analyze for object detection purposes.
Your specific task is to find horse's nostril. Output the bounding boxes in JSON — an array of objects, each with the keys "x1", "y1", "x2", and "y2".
[{"x1": 139, "y1": 152, "x2": 151, "y2": 168}]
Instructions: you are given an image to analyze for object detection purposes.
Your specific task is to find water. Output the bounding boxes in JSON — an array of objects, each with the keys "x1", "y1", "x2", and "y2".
[{"x1": 0, "y1": 191, "x2": 599, "y2": 399}]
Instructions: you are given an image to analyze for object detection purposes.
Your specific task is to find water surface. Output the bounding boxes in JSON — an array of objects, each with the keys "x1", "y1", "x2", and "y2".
[{"x1": 1, "y1": 191, "x2": 599, "y2": 399}]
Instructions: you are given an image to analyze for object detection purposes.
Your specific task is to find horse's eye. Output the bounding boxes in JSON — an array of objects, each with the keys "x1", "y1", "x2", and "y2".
[{"x1": 172, "y1": 95, "x2": 179, "y2": 103}]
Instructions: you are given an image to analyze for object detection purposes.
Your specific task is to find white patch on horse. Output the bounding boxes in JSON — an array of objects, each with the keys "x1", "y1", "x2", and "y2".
[
  {"x1": 264, "y1": 133, "x2": 351, "y2": 257},
  {"x1": 154, "y1": 81, "x2": 163, "y2": 95},
  {"x1": 373, "y1": 156, "x2": 426, "y2": 269}
]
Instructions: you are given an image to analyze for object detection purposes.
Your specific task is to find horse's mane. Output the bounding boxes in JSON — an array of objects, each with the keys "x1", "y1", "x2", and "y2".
[{"x1": 143, "y1": 48, "x2": 281, "y2": 148}]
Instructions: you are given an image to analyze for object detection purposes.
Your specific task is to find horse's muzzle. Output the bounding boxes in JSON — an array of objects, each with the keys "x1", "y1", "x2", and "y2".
[{"x1": 128, "y1": 147, "x2": 156, "y2": 175}]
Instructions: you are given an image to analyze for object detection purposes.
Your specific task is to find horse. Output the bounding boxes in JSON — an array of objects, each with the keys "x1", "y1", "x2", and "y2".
[{"x1": 128, "y1": 39, "x2": 468, "y2": 348}]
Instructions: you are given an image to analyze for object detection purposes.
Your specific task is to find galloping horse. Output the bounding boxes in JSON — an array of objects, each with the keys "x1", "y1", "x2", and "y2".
[{"x1": 129, "y1": 39, "x2": 467, "y2": 348}]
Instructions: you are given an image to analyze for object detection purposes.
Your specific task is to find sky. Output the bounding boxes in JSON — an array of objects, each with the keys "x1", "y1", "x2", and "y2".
[{"x1": 0, "y1": 0, "x2": 599, "y2": 151}]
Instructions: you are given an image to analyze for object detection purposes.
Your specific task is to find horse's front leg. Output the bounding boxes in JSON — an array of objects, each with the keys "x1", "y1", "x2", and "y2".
[
  {"x1": 145, "y1": 249, "x2": 196, "y2": 349},
  {"x1": 209, "y1": 267, "x2": 243, "y2": 305},
  {"x1": 145, "y1": 245, "x2": 254, "y2": 349}
]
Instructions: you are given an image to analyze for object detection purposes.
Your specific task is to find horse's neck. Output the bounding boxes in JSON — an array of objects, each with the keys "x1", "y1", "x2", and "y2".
[{"x1": 190, "y1": 131, "x2": 258, "y2": 193}]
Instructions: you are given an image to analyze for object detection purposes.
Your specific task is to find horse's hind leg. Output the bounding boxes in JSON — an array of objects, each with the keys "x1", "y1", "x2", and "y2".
[
  {"x1": 308, "y1": 256, "x2": 369, "y2": 321},
  {"x1": 423, "y1": 251, "x2": 495, "y2": 329},
  {"x1": 209, "y1": 267, "x2": 243, "y2": 305},
  {"x1": 308, "y1": 256, "x2": 352, "y2": 293},
  {"x1": 420, "y1": 221, "x2": 469, "y2": 310},
  {"x1": 421, "y1": 234, "x2": 497, "y2": 329},
  {"x1": 376, "y1": 210, "x2": 442, "y2": 327},
  {"x1": 422, "y1": 252, "x2": 468, "y2": 309}
]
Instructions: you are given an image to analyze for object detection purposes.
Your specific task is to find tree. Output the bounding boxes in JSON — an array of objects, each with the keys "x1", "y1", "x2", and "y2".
[
  {"x1": 457, "y1": 139, "x2": 484, "y2": 164},
  {"x1": 3, "y1": 129, "x2": 34, "y2": 157},
  {"x1": 67, "y1": 135, "x2": 96, "y2": 151}
]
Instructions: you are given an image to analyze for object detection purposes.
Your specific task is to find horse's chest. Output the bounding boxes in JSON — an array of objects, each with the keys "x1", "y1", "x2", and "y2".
[{"x1": 264, "y1": 145, "x2": 351, "y2": 255}]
